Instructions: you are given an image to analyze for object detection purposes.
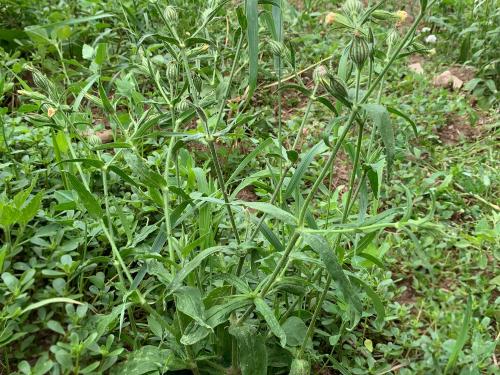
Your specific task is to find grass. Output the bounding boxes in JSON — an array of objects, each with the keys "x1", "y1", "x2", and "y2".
[{"x1": 0, "y1": 0, "x2": 499, "y2": 374}]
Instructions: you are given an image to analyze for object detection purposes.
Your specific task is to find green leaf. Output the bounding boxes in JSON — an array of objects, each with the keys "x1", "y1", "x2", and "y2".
[
  {"x1": 66, "y1": 174, "x2": 103, "y2": 219},
  {"x1": 282, "y1": 316, "x2": 307, "y2": 347},
  {"x1": 444, "y1": 294, "x2": 473, "y2": 374},
  {"x1": 174, "y1": 286, "x2": 211, "y2": 329},
  {"x1": 168, "y1": 246, "x2": 228, "y2": 293},
  {"x1": 246, "y1": 0, "x2": 259, "y2": 100},
  {"x1": 227, "y1": 138, "x2": 273, "y2": 184},
  {"x1": 98, "y1": 81, "x2": 114, "y2": 114},
  {"x1": 302, "y1": 234, "x2": 362, "y2": 313},
  {"x1": 284, "y1": 141, "x2": 327, "y2": 198},
  {"x1": 237, "y1": 201, "x2": 297, "y2": 225},
  {"x1": 19, "y1": 191, "x2": 43, "y2": 224},
  {"x1": 387, "y1": 106, "x2": 417, "y2": 137},
  {"x1": 229, "y1": 324, "x2": 268, "y2": 375},
  {"x1": 349, "y1": 275, "x2": 385, "y2": 326},
  {"x1": 254, "y1": 297, "x2": 286, "y2": 347},
  {"x1": 95, "y1": 43, "x2": 107, "y2": 65},
  {"x1": 21, "y1": 297, "x2": 83, "y2": 315},
  {"x1": 47, "y1": 320, "x2": 65, "y2": 335},
  {"x1": 363, "y1": 104, "x2": 395, "y2": 177}
]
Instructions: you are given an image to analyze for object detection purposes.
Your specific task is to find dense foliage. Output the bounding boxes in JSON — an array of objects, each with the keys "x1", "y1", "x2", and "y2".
[{"x1": 0, "y1": 0, "x2": 498, "y2": 374}]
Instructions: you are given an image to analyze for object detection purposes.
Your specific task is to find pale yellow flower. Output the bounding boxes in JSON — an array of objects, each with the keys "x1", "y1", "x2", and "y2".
[
  {"x1": 47, "y1": 107, "x2": 57, "y2": 118},
  {"x1": 396, "y1": 10, "x2": 408, "y2": 23},
  {"x1": 324, "y1": 12, "x2": 336, "y2": 25}
]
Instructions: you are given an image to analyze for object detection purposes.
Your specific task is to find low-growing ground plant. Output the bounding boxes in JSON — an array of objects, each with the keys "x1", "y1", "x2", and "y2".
[{"x1": 1, "y1": 0, "x2": 498, "y2": 374}]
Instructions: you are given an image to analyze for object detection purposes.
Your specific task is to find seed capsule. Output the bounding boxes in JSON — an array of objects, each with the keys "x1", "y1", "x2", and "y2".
[
  {"x1": 349, "y1": 35, "x2": 369, "y2": 69},
  {"x1": 329, "y1": 75, "x2": 349, "y2": 99},
  {"x1": 290, "y1": 359, "x2": 310, "y2": 375}
]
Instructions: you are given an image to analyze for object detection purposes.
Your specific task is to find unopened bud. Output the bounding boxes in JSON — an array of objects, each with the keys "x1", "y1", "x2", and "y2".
[
  {"x1": 290, "y1": 359, "x2": 310, "y2": 375},
  {"x1": 165, "y1": 63, "x2": 177, "y2": 81},
  {"x1": 193, "y1": 75, "x2": 203, "y2": 93},
  {"x1": 164, "y1": 6, "x2": 178, "y2": 24},
  {"x1": 87, "y1": 133, "x2": 102, "y2": 146},
  {"x1": 371, "y1": 10, "x2": 399, "y2": 22},
  {"x1": 269, "y1": 40, "x2": 287, "y2": 58},
  {"x1": 342, "y1": 0, "x2": 363, "y2": 17},
  {"x1": 177, "y1": 99, "x2": 190, "y2": 112},
  {"x1": 313, "y1": 65, "x2": 328, "y2": 85},
  {"x1": 349, "y1": 35, "x2": 369, "y2": 69}
]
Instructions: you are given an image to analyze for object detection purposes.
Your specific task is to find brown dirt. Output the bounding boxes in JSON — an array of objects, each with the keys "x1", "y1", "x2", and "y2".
[
  {"x1": 438, "y1": 114, "x2": 482, "y2": 145},
  {"x1": 236, "y1": 186, "x2": 258, "y2": 202},
  {"x1": 396, "y1": 278, "x2": 417, "y2": 305},
  {"x1": 325, "y1": 150, "x2": 351, "y2": 193}
]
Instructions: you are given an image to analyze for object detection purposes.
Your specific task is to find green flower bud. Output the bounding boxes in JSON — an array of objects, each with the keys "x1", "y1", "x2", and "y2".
[
  {"x1": 342, "y1": 0, "x2": 363, "y2": 17},
  {"x1": 88, "y1": 134, "x2": 102, "y2": 147},
  {"x1": 329, "y1": 75, "x2": 349, "y2": 99},
  {"x1": 349, "y1": 35, "x2": 369, "y2": 69},
  {"x1": 164, "y1": 6, "x2": 178, "y2": 24},
  {"x1": 313, "y1": 65, "x2": 328, "y2": 86},
  {"x1": 269, "y1": 39, "x2": 287, "y2": 58},
  {"x1": 290, "y1": 359, "x2": 310, "y2": 375},
  {"x1": 371, "y1": 10, "x2": 400, "y2": 22},
  {"x1": 165, "y1": 63, "x2": 177, "y2": 81},
  {"x1": 177, "y1": 99, "x2": 190, "y2": 112},
  {"x1": 193, "y1": 75, "x2": 203, "y2": 93}
]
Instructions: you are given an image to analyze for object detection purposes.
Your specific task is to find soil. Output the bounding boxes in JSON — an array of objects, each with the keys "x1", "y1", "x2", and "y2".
[
  {"x1": 236, "y1": 185, "x2": 258, "y2": 202},
  {"x1": 396, "y1": 277, "x2": 417, "y2": 305},
  {"x1": 438, "y1": 114, "x2": 482, "y2": 144}
]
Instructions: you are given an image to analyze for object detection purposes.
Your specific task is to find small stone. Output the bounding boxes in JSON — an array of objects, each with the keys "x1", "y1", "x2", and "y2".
[
  {"x1": 433, "y1": 70, "x2": 463, "y2": 90},
  {"x1": 408, "y1": 62, "x2": 424, "y2": 74}
]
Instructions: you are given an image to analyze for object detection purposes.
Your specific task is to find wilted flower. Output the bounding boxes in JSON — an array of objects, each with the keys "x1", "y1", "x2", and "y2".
[
  {"x1": 395, "y1": 10, "x2": 408, "y2": 23},
  {"x1": 425, "y1": 34, "x2": 437, "y2": 44},
  {"x1": 429, "y1": 48, "x2": 437, "y2": 55},
  {"x1": 313, "y1": 65, "x2": 328, "y2": 85},
  {"x1": 421, "y1": 27, "x2": 431, "y2": 33},
  {"x1": 324, "y1": 12, "x2": 336, "y2": 25},
  {"x1": 47, "y1": 107, "x2": 57, "y2": 118}
]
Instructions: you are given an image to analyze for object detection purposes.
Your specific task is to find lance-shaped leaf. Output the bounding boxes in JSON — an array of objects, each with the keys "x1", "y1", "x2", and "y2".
[
  {"x1": 66, "y1": 173, "x2": 102, "y2": 219},
  {"x1": 254, "y1": 297, "x2": 286, "y2": 347},
  {"x1": 174, "y1": 287, "x2": 211, "y2": 329},
  {"x1": 229, "y1": 323, "x2": 268, "y2": 375},
  {"x1": 363, "y1": 104, "x2": 395, "y2": 178},
  {"x1": 302, "y1": 233, "x2": 362, "y2": 313}
]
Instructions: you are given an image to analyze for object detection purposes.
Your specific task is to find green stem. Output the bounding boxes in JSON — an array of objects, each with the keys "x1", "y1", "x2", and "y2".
[{"x1": 236, "y1": 8, "x2": 427, "y2": 326}]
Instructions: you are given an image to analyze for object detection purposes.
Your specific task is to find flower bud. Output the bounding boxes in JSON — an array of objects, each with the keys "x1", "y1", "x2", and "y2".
[
  {"x1": 269, "y1": 40, "x2": 287, "y2": 58},
  {"x1": 290, "y1": 359, "x2": 310, "y2": 375},
  {"x1": 193, "y1": 75, "x2": 203, "y2": 93},
  {"x1": 371, "y1": 10, "x2": 399, "y2": 21},
  {"x1": 313, "y1": 65, "x2": 328, "y2": 86},
  {"x1": 329, "y1": 75, "x2": 349, "y2": 99},
  {"x1": 87, "y1": 133, "x2": 102, "y2": 147},
  {"x1": 163, "y1": 6, "x2": 178, "y2": 24},
  {"x1": 165, "y1": 63, "x2": 177, "y2": 81},
  {"x1": 342, "y1": 0, "x2": 363, "y2": 17},
  {"x1": 177, "y1": 99, "x2": 190, "y2": 112},
  {"x1": 349, "y1": 35, "x2": 369, "y2": 69}
]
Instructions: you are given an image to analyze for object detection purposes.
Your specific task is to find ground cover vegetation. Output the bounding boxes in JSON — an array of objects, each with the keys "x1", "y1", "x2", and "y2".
[{"x1": 0, "y1": 0, "x2": 498, "y2": 374}]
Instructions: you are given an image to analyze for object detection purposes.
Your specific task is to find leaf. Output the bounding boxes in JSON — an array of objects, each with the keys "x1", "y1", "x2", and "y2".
[
  {"x1": 302, "y1": 234, "x2": 362, "y2": 313},
  {"x1": 66, "y1": 174, "x2": 103, "y2": 219},
  {"x1": 237, "y1": 201, "x2": 297, "y2": 225},
  {"x1": 19, "y1": 191, "x2": 43, "y2": 224},
  {"x1": 282, "y1": 316, "x2": 307, "y2": 347},
  {"x1": 168, "y1": 246, "x2": 228, "y2": 293},
  {"x1": 227, "y1": 138, "x2": 273, "y2": 184},
  {"x1": 82, "y1": 44, "x2": 94, "y2": 60},
  {"x1": 349, "y1": 275, "x2": 385, "y2": 326},
  {"x1": 246, "y1": 0, "x2": 259, "y2": 100},
  {"x1": 284, "y1": 141, "x2": 327, "y2": 198},
  {"x1": 174, "y1": 287, "x2": 211, "y2": 329},
  {"x1": 21, "y1": 297, "x2": 83, "y2": 315},
  {"x1": 444, "y1": 294, "x2": 473, "y2": 374},
  {"x1": 98, "y1": 81, "x2": 114, "y2": 114},
  {"x1": 229, "y1": 324, "x2": 268, "y2": 375},
  {"x1": 363, "y1": 104, "x2": 395, "y2": 177},
  {"x1": 95, "y1": 43, "x2": 107, "y2": 65},
  {"x1": 387, "y1": 106, "x2": 417, "y2": 137},
  {"x1": 254, "y1": 297, "x2": 286, "y2": 347},
  {"x1": 47, "y1": 320, "x2": 65, "y2": 335}
]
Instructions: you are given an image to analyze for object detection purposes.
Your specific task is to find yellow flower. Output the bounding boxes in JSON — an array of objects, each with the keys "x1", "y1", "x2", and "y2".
[
  {"x1": 324, "y1": 12, "x2": 336, "y2": 25},
  {"x1": 396, "y1": 10, "x2": 408, "y2": 23},
  {"x1": 47, "y1": 107, "x2": 57, "y2": 118}
]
